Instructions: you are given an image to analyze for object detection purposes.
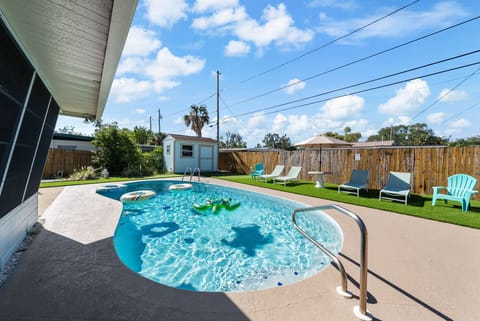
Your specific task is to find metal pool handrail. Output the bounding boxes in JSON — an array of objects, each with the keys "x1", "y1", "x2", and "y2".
[
  {"x1": 181, "y1": 167, "x2": 192, "y2": 181},
  {"x1": 191, "y1": 167, "x2": 201, "y2": 182},
  {"x1": 292, "y1": 204, "x2": 372, "y2": 321}
]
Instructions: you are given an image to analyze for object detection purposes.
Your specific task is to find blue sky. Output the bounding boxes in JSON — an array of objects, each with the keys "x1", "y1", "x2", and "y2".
[{"x1": 56, "y1": 0, "x2": 480, "y2": 146}]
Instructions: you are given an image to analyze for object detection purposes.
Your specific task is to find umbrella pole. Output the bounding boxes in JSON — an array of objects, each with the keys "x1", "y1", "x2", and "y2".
[{"x1": 319, "y1": 147, "x2": 322, "y2": 171}]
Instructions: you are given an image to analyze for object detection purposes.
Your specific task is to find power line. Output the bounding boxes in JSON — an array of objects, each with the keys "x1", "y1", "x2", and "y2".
[
  {"x1": 232, "y1": 61, "x2": 480, "y2": 120},
  {"x1": 230, "y1": 50, "x2": 480, "y2": 118},
  {"x1": 239, "y1": 0, "x2": 420, "y2": 84},
  {"x1": 162, "y1": 93, "x2": 217, "y2": 119},
  {"x1": 219, "y1": 95, "x2": 249, "y2": 131},
  {"x1": 443, "y1": 102, "x2": 480, "y2": 123},
  {"x1": 196, "y1": 0, "x2": 422, "y2": 108},
  {"x1": 409, "y1": 65, "x2": 480, "y2": 122},
  {"x1": 232, "y1": 15, "x2": 480, "y2": 107}
]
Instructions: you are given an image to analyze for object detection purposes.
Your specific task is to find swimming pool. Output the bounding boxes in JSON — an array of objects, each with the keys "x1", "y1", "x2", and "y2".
[{"x1": 97, "y1": 180, "x2": 343, "y2": 292}]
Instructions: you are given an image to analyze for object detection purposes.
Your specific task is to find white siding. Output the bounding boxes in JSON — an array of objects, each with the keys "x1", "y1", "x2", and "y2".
[{"x1": 0, "y1": 194, "x2": 37, "y2": 267}]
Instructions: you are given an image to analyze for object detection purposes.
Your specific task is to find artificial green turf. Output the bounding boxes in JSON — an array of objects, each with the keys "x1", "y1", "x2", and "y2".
[
  {"x1": 39, "y1": 173, "x2": 180, "y2": 188},
  {"x1": 215, "y1": 175, "x2": 480, "y2": 229}
]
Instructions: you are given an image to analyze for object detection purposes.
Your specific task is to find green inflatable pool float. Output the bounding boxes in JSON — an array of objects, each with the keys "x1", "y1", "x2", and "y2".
[{"x1": 193, "y1": 198, "x2": 240, "y2": 214}]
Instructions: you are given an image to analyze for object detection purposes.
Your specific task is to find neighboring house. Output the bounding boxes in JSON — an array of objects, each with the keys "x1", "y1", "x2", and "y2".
[
  {"x1": 163, "y1": 134, "x2": 218, "y2": 173},
  {"x1": 351, "y1": 140, "x2": 395, "y2": 148},
  {"x1": 50, "y1": 133, "x2": 94, "y2": 151},
  {"x1": 0, "y1": 2, "x2": 136, "y2": 268}
]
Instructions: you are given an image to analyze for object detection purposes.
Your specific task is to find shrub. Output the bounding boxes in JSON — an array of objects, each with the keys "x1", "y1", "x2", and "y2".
[{"x1": 69, "y1": 166, "x2": 97, "y2": 180}]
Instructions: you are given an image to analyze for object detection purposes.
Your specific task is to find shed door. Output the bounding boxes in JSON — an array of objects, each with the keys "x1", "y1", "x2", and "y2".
[{"x1": 199, "y1": 145, "x2": 213, "y2": 172}]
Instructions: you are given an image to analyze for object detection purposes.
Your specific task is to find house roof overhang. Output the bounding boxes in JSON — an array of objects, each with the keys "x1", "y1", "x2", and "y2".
[{"x1": 0, "y1": 0, "x2": 137, "y2": 120}]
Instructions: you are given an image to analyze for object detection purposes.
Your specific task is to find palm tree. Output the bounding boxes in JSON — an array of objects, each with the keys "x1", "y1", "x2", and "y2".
[{"x1": 184, "y1": 104, "x2": 209, "y2": 137}]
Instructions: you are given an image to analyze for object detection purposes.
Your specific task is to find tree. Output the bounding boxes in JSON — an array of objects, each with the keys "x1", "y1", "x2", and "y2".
[
  {"x1": 367, "y1": 123, "x2": 446, "y2": 146},
  {"x1": 220, "y1": 131, "x2": 247, "y2": 148},
  {"x1": 56, "y1": 125, "x2": 85, "y2": 136},
  {"x1": 448, "y1": 135, "x2": 480, "y2": 146},
  {"x1": 132, "y1": 126, "x2": 155, "y2": 145},
  {"x1": 92, "y1": 123, "x2": 142, "y2": 176},
  {"x1": 324, "y1": 128, "x2": 361, "y2": 142},
  {"x1": 262, "y1": 133, "x2": 293, "y2": 150},
  {"x1": 184, "y1": 104, "x2": 209, "y2": 137}
]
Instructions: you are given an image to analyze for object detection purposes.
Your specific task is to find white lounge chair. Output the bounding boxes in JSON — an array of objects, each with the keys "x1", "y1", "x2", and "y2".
[
  {"x1": 338, "y1": 170, "x2": 369, "y2": 197},
  {"x1": 379, "y1": 172, "x2": 411, "y2": 205},
  {"x1": 273, "y1": 166, "x2": 302, "y2": 186},
  {"x1": 259, "y1": 165, "x2": 285, "y2": 183}
]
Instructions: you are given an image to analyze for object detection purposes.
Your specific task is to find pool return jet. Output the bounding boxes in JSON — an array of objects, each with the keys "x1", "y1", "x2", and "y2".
[{"x1": 292, "y1": 204, "x2": 372, "y2": 321}]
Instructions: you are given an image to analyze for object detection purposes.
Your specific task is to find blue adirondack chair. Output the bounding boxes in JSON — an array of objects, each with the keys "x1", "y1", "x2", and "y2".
[
  {"x1": 432, "y1": 174, "x2": 478, "y2": 212},
  {"x1": 250, "y1": 163, "x2": 264, "y2": 180}
]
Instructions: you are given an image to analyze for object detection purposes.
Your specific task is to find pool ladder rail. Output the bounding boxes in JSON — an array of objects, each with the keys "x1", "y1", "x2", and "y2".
[
  {"x1": 182, "y1": 167, "x2": 201, "y2": 182},
  {"x1": 292, "y1": 204, "x2": 372, "y2": 321}
]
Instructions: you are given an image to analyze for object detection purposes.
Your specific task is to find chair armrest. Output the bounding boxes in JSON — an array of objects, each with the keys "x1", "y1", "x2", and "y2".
[{"x1": 432, "y1": 186, "x2": 447, "y2": 192}]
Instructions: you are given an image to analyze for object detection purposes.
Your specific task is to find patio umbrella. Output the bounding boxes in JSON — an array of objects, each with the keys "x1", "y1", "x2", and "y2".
[{"x1": 294, "y1": 135, "x2": 352, "y2": 171}]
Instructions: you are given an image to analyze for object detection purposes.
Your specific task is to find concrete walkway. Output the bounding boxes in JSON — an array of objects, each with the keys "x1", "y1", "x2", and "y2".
[{"x1": 1, "y1": 178, "x2": 479, "y2": 321}]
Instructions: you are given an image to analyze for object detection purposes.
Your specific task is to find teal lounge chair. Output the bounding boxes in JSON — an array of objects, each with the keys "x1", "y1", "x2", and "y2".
[
  {"x1": 379, "y1": 172, "x2": 411, "y2": 205},
  {"x1": 273, "y1": 166, "x2": 302, "y2": 186},
  {"x1": 338, "y1": 170, "x2": 369, "y2": 197},
  {"x1": 432, "y1": 174, "x2": 478, "y2": 212},
  {"x1": 259, "y1": 165, "x2": 284, "y2": 183},
  {"x1": 250, "y1": 163, "x2": 264, "y2": 180}
]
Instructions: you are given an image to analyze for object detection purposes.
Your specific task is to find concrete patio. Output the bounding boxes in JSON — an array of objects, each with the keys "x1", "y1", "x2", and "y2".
[{"x1": 0, "y1": 178, "x2": 479, "y2": 321}]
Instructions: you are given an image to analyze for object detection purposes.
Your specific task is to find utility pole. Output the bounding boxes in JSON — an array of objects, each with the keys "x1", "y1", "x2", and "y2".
[
  {"x1": 216, "y1": 70, "x2": 221, "y2": 142},
  {"x1": 149, "y1": 116, "x2": 152, "y2": 132},
  {"x1": 158, "y1": 108, "x2": 162, "y2": 134}
]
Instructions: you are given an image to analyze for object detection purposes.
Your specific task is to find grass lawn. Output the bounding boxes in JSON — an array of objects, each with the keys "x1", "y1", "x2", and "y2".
[
  {"x1": 215, "y1": 175, "x2": 480, "y2": 229},
  {"x1": 39, "y1": 173, "x2": 181, "y2": 188}
]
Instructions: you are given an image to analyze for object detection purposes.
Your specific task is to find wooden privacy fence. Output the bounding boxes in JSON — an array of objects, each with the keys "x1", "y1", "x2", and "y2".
[
  {"x1": 219, "y1": 146, "x2": 480, "y2": 197},
  {"x1": 42, "y1": 149, "x2": 93, "y2": 178}
]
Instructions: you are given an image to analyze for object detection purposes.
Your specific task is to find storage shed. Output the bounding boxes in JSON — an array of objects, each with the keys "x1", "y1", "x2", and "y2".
[{"x1": 163, "y1": 134, "x2": 218, "y2": 174}]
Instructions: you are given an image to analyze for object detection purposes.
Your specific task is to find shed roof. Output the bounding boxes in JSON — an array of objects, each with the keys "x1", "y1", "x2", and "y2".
[
  {"x1": 0, "y1": 0, "x2": 137, "y2": 120},
  {"x1": 166, "y1": 134, "x2": 218, "y2": 144}
]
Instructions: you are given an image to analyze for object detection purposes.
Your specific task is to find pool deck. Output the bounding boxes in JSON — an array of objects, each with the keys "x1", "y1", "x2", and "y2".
[{"x1": 1, "y1": 177, "x2": 479, "y2": 321}]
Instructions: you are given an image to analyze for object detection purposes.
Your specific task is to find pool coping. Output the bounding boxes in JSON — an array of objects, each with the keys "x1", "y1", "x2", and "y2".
[{"x1": 1, "y1": 177, "x2": 479, "y2": 321}]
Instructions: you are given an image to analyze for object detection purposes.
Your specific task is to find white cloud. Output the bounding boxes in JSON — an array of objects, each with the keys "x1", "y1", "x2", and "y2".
[
  {"x1": 308, "y1": 0, "x2": 357, "y2": 10},
  {"x1": 123, "y1": 27, "x2": 161, "y2": 57},
  {"x1": 145, "y1": 0, "x2": 188, "y2": 28},
  {"x1": 115, "y1": 47, "x2": 205, "y2": 98},
  {"x1": 282, "y1": 78, "x2": 306, "y2": 94},
  {"x1": 193, "y1": 0, "x2": 239, "y2": 13},
  {"x1": 317, "y1": 2, "x2": 468, "y2": 42},
  {"x1": 192, "y1": 3, "x2": 313, "y2": 51},
  {"x1": 438, "y1": 88, "x2": 469, "y2": 102},
  {"x1": 224, "y1": 40, "x2": 251, "y2": 56},
  {"x1": 117, "y1": 57, "x2": 146, "y2": 75},
  {"x1": 147, "y1": 48, "x2": 205, "y2": 79},
  {"x1": 285, "y1": 114, "x2": 310, "y2": 135},
  {"x1": 192, "y1": 7, "x2": 247, "y2": 30},
  {"x1": 110, "y1": 78, "x2": 154, "y2": 103},
  {"x1": 247, "y1": 112, "x2": 266, "y2": 127},
  {"x1": 378, "y1": 79, "x2": 430, "y2": 115},
  {"x1": 444, "y1": 118, "x2": 471, "y2": 136},
  {"x1": 426, "y1": 112, "x2": 445, "y2": 124},
  {"x1": 321, "y1": 95, "x2": 364, "y2": 120},
  {"x1": 450, "y1": 118, "x2": 471, "y2": 128},
  {"x1": 234, "y1": 4, "x2": 314, "y2": 48},
  {"x1": 133, "y1": 108, "x2": 147, "y2": 114},
  {"x1": 271, "y1": 114, "x2": 288, "y2": 133}
]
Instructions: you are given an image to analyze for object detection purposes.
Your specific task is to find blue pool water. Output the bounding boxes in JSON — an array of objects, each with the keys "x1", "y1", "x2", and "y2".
[{"x1": 97, "y1": 180, "x2": 343, "y2": 292}]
